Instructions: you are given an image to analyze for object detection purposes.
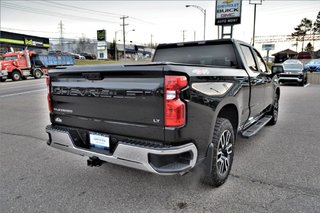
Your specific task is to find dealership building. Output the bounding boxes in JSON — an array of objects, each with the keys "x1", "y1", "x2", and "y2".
[{"x1": 0, "y1": 31, "x2": 50, "y2": 56}]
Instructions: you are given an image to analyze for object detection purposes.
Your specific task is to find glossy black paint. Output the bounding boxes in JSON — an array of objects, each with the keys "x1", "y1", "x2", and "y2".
[
  {"x1": 50, "y1": 71, "x2": 165, "y2": 142},
  {"x1": 48, "y1": 39, "x2": 280, "y2": 161}
]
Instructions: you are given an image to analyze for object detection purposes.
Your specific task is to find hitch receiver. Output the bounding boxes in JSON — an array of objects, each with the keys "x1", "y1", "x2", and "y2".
[{"x1": 87, "y1": 156, "x2": 103, "y2": 167}]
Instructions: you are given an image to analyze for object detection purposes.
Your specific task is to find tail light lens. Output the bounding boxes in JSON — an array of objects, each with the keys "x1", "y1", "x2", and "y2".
[
  {"x1": 164, "y1": 75, "x2": 188, "y2": 127},
  {"x1": 46, "y1": 76, "x2": 53, "y2": 113}
]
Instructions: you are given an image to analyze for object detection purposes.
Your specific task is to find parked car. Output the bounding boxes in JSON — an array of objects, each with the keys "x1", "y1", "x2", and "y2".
[
  {"x1": 69, "y1": 53, "x2": 85, "y2": 60},
  {"x1": 297, "y1": 52, "x2": 312, "y2": 59},
  {"x1": 271, "y1": 64, "x2": 284, "y2": 76},
  {"x1": 80, "y1": 53, "x2": 96, "y2": 60},
  {"x1": 304, "y1": 59, "x2": 320, "y2": 72},
  {"x1": 278, "y1": 59, "x2": 307, "y2": 86}
]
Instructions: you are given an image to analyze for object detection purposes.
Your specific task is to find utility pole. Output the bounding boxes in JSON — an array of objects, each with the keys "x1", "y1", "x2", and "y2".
[
  {"x1": 120, "y1": 16, "x2": 129, "y2": 59},
  {"x1": 58, "y1": 20, "x2": 64, "y2": 51},
  {"x1": 194, "y1": 30, "x2": 196, "y2": 41},
  {"x1": 182, "y1": 30, "x2": 186, "y2": 42}
]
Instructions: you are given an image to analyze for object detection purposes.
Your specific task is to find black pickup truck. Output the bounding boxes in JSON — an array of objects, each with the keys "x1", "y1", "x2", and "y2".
[{"x1": 46, "y1": 39, "x2": 280, "y2": 187}]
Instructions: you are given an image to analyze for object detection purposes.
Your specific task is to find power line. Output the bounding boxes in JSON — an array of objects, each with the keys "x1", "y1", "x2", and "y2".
[
  {"x1": 36, "y1": 1, "x2": 154, "y2": 25},
  {"x1": 1, "y1": 2, "x2": 119, "y2": 24},
  {"x1": 1, "y1": 27, "x2": 56, "y2": 34},
  {"x1": 39, "y1": 1, "x2": 120, "y2": 18}
]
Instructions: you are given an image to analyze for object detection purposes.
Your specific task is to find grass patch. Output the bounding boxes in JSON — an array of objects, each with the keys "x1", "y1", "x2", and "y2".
[
  {"x1": 75, "y1": 59, "x2": 153, "y2": 66},
  {"x1": 75, "y1": 59, "x2": 118, "y2": 66}
]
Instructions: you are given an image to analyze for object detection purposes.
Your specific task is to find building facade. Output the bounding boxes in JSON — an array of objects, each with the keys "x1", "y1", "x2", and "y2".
[{"x1": 0, "y1": 31, "x2": 50, "y2": 56}]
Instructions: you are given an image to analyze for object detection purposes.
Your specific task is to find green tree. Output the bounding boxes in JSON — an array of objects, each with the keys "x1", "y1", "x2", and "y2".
[
  {"x1": 292, "y1": 18, "x2": 313, "y2": 51},
  {"x1": 313, "y1": 11, "x2": 320, "y2": 34},
  {"x1": 304, "y1": 42, "x2": 314, "y2": 52}
]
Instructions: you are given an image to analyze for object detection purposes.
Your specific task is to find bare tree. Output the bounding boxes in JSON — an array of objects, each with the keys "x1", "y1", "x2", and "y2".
[{"x1": 75, "y1": 36, "x2": 92, "y2": 54}]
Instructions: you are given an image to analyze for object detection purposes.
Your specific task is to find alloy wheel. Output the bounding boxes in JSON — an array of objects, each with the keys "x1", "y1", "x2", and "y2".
[{"x1": 216, "y1": 130, "x2": 233, "y2": 176}]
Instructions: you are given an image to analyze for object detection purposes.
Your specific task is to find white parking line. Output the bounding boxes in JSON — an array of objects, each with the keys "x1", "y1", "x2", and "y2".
[
  {"x1": 304, "y1": 83, "x2": 310, "y2": 88},
  {"x1": 0, "y1": 89, "x2": 47, "y2": 98},
  {"x1": 0, "y1": 79, "x2": 45, "y2": 87},
  {"x1": 0, "y1": 83, "x2": 46, "y2": 91}
]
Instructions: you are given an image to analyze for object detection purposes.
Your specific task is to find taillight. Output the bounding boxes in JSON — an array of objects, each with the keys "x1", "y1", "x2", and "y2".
[
  {"x1": 46, "y1": 76, "x2": 53, "y2": 113},
  {"x1": 164, "y1": 75, "x2": 188, "y2": 127}
]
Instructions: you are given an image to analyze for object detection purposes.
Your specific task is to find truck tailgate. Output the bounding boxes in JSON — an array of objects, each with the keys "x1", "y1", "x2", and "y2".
[{"x1": 49, "y1": 70, "x2": 164, "y2": 141}]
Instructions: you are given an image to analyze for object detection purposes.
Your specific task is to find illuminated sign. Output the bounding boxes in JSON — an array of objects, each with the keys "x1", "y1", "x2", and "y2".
[
  {"x1": 97, "y1": 30, "x2": 106, "y2": 41},
  {"x1": 215, "y1": 0, "x2": 242, "y2": 25},
  {"x1": 24, "y1": 38, "x2": 45, "y2": 46}
]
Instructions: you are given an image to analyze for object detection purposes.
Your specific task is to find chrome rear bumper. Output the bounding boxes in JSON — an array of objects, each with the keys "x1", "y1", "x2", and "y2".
[
  {"x1": 46, "y1": 126, "x2": 198, "y2": 175},
  {"x1": 279, "y1": 77, "x2": 303, "y2": 82}
]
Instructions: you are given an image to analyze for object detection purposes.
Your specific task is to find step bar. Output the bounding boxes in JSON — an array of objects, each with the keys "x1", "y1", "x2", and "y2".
[{"x1": 242, "y1": 115, "x2": 272, "y2": 138}]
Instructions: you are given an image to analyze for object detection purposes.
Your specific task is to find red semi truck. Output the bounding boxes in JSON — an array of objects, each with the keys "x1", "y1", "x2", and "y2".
[{"x1": 0, "y1": 50, "x2": 74, "y2": 82}]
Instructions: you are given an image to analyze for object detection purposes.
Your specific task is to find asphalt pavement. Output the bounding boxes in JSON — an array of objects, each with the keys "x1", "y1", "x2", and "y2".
[{"x1": 0, "y1": 79, "x2": 320, "y2": 213}]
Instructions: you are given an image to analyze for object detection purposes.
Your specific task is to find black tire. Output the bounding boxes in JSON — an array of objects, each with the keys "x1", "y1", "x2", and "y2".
[
  {"x1": 34, "y1": 69, "x2": 42, "y2": 79},
  {"x1": 201, "y1": 118, "x2": 234, "y2": 187},
  {"x1": 0, "y1": 78, "x2": 6, "y2": 82},
  {"x1": 267, "y1": 93, "x2": 279, "y2": 125},
  {"x1": 11, "y1": 71, "x2": 21, "y2": 81}
]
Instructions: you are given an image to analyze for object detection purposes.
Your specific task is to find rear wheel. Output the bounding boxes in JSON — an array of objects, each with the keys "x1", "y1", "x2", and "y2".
[
  {"x1": 34, "y1": 69, "x2": 43, "y2": 79},
  {"x1": 201, "y1": 118, "x2": 234, "y2": 187},
  {"x1": 11, "y1": 71, "x2": 21, "y2": 81},
  {"x1": 0, "y1": 78, "x2": 6, "y2": 82}
]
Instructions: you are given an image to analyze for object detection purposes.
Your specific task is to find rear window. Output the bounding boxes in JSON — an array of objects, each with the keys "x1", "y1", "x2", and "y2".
[{"x1": 153, "y1": 44, "x2": 237, "y2": 67}]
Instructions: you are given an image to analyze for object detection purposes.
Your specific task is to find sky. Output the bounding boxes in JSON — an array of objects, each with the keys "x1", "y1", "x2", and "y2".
[{"x1": 1, "y1": 0, "x2": 320, "y2": 55}]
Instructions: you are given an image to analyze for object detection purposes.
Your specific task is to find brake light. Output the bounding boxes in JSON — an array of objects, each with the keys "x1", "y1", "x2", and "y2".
[
  {"x1": 46, "y1": 76, "x2": 53, "y2": 113},
  {"x1": 164, "y1": 75, "x2": 188, "y2": 127}
]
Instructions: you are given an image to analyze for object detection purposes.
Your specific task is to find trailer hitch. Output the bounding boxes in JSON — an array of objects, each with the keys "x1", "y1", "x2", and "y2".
[{"x1": 87, "y1": 156, "x2": 103, "y2": 167}]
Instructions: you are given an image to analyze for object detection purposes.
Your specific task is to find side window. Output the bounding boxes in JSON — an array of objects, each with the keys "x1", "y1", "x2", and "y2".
[
  {"x1": 240, "y1": 45, "x2": 258, "y2": 72},
  {"x1": 254, "y1": 50, "x2": 267, "y2": 72}
]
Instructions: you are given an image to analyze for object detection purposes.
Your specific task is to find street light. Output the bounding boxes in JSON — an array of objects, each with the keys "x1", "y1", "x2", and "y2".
[
  {"x1": 114, "y1": 30, "x2": 122, "y2": 61},
  {"x1": 249, "y1": 0, "x2": 262, "y2": 46},
  {"x1": 125, "y1": 29, "x2": 135, "y2": 59},
  {"x1": 115, "y1": 29, "x2": 135, "y2": 60},
  {"x1": 185, "y1": 4, "x2": 206, "y2": 40},
  {"x1": 126, "y1": 29, "x2": 135, "y2": 37}
]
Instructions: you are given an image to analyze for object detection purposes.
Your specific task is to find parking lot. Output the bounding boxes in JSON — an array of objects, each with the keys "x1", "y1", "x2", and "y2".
[{"x1": 1, "y1": 79, "x2": 320, "y2": 212}]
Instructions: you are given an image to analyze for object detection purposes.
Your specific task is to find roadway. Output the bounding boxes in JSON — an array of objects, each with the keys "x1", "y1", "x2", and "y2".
[{"x1": 1, "y1": 79, "x2": 320, "y2": 212}]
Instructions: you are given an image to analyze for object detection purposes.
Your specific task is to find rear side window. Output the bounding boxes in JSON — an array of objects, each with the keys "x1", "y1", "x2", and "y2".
[
  {"x1": 253, "y1": 50, "x2": 267, "y2": 72},
  {"x1": 240, "y1": 45, "x2": 258, "y2": 72},
  {"x1": 153, "y1": 44, "x2": 238, "y2": 67}
]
